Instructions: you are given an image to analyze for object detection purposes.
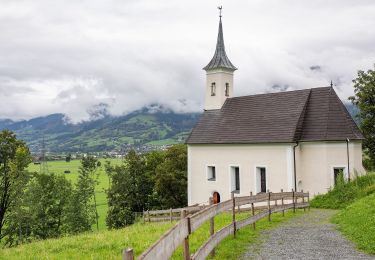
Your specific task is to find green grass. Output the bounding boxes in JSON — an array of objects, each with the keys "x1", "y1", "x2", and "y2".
[
  {"x1": 28, "y1": 159, "x2": 123, "y2": 230},
  {"x1": 146, "y1": 138, "x2": 178, "y2": 145},
  {"x1": 309, "y1": 172, "x2": 375, "y2": 255},
  {"x1": 0, "y1": 211, "x2": 302, "y2": 259},
  {"x1": 310, "y1": 172, "x2": 375, "y2": 209},
  {"x1": 332, "y1": 193, "x2": 375, "y2": 254}
]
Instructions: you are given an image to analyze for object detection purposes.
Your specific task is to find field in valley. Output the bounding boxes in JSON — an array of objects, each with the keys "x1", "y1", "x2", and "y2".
[{"x1": 28, "y1": 159, "x2": 123, "y2": 231}]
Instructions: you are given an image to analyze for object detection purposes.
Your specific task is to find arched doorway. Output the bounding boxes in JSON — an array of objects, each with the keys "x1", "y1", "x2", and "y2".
[{"x1": 213, "y1": 192, "x2": 220, "y2": 204}]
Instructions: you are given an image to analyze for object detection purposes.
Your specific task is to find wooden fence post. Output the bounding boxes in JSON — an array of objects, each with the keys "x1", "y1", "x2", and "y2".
[
  {"x1": 209, "y1": 197, "x2": 215, "y2": 257},
  {"x1": 302, "y1": 189, "x2": 305, "y2": 212},
  {"x1": 267, "y1": 189, "x2": 271, "y2": 222},
  {"x1": 122, "y1": 248, "x2": 134, "y2": 260},
  {"x1": 292, "y1": 189, "x2": 296, "y2": 213},
  {"x1": 231, "y1": 193, "x2": 236, "y2": 238},
  {"x1": 181, "y1": 209, "x2": 190, "y2": 260},
  {"x1": 307, "y1": 191, "x2": 310, "y2": 211},
  {"x1": 281, "y1": 189, "x2": 285, "y2": 217},
  {"x1": 143, "y1": 210, "x2": 145, "y2": 223},
  {"x1": 250, "y1": 191, "x2": 255, "y2": 230},
  {"x1": 147, "y1": 210, "x2": 150, "y2": 223}
]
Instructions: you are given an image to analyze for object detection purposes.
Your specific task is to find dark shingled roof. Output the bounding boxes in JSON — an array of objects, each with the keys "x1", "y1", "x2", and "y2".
[
  {"x1": 186, "y1": 87, "x2": 363, "y2": 144},
  {"x1": 203, "y1": 17, "x2": 237, "y2": 71}
]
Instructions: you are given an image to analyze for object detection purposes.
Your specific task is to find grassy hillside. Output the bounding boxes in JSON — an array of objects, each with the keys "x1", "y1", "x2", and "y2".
[
  {"x1": 28, "y1": 159, "x2": 123, "y2": 230},
  {"x1": 310, "y1": 173, "x2": 375, "y2": 209},
  {"x1": 1, "y1": 108, "x2": 200, "y2": 153},
  {"x1": 332, "y1": 193, "x2": 375, "y2": 254},
  {"x1": 0, "y1": 211, "x2": 302, "y2": 259},
  {"x1": 310, "y1": 173, "x2": 375, "y2": 255}
]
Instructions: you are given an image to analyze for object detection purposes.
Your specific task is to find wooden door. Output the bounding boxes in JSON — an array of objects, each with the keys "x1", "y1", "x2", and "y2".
[{"x1": 213, "y1": 192, "x2": 220, "y2": 204}]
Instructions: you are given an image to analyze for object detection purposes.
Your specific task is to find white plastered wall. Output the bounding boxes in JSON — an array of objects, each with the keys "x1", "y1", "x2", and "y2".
[
  {"x1": 295, "y1": 141, "x2": 365, "y2": 196},
  {"x1": 188, "y1": 141, "x2": 365, "y2": 204},
  {"x1": 187, "y1": 144, "x2": 292, "y2": 205}
]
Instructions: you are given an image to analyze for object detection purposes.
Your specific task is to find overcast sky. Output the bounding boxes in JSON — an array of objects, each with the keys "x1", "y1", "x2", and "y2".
[{"x1": 1, "y1": 0, "x2": 375, "y2": 122}]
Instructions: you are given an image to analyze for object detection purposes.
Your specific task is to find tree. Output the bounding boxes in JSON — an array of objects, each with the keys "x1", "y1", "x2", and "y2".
[
  {"x1": 4, "y1": 172, "x2": 73, "y2": 245},
  {"x1": 68, "y1": 156, "x2": 100, "y2": 232},
  {"x1": 0, "y1": 130, "x2": 32, "y2": 241},
  {"x1": 144, "y1": 150, "x2": 165, "y2": 209},
  {"x1": 25, "y1": 173, "x2": 72, "y2": 239},
  {"x1": 65, "y1": 154, "x2": 72, "y2": 162},
  {"x1": 154, "y1": 144, "x2": 187, "y2": 208},
  {"x1": 349, "y1": 65, "x2": 375, "y2": 170},
  {"x1": 106, "y1": 150, "x2": 152, "y2": 228}
]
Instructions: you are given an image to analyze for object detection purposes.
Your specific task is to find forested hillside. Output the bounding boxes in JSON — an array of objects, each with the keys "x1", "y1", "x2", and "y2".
[{"x1": 0, "y1": 107, "x2": 201, "y2": 153}]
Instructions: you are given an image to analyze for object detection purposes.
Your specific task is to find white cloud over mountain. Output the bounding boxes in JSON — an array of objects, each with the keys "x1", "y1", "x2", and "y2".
[{"x1": 0, "y1": 0, "x2": 374, "y2": 122}]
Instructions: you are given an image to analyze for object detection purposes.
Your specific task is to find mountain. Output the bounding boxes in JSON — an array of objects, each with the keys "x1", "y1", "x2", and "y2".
[
  {"x1": 0, "y1": 107, "x2": 201, "y2": 154},
  {"x1": 0, "y1": 102, "x2": 360, "y2": 154}
]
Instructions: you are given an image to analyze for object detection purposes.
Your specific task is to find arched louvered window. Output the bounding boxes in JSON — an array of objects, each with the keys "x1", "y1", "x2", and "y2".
[{"x1": 211, "y1": 82, "x2": 216, "y2": 96}]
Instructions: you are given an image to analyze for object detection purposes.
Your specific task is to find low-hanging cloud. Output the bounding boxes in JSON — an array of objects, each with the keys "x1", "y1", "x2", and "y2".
[{"x1": 0, "y1": 0, "x2": 375, "y2": 122}]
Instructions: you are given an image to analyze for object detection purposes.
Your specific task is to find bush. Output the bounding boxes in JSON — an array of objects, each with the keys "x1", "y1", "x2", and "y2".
[{"x1": 310, "y1": 172, "x2": 375, "y2": 209}]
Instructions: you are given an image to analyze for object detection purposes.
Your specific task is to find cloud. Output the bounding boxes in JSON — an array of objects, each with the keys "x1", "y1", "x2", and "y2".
[{"x1": 0, "y1": 0, "x2": 374, "y2": 122}]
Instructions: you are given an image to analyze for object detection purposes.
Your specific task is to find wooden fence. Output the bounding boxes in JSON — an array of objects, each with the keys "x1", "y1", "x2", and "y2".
[
  {"x1": 123, "y1": 189, "x2": 310, "y2": 260},
  {"x1": 143, "y1": 205, "x2": 207, "y2": 223}
]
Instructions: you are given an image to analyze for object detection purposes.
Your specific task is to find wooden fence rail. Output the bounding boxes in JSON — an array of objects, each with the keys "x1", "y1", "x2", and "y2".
[
  {"x1": 124, "y1": 190, "x2": 309, "y2": 260},
  {"x1": 143, "y1": 205, "x2": 207, "y2": 223}
]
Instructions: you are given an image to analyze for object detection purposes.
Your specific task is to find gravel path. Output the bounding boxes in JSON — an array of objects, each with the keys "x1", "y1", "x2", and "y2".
[{"x1": 243, "y1": 209, "x2": 375, "y2": 260}]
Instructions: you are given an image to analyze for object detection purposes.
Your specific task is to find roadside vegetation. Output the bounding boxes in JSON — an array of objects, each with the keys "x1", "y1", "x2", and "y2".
[{"x1": 0, "y1": 211, "x2": 302, "y2": 259}]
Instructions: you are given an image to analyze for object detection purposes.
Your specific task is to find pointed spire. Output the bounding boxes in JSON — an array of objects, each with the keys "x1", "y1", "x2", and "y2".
[{"x1": 203, "y1": 7, "x2": 237, "y2": 71}]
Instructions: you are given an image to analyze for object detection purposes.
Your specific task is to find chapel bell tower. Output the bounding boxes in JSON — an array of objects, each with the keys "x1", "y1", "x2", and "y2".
[{"x1": 203, "y1": 7, "x2": 237, "y2": 110}]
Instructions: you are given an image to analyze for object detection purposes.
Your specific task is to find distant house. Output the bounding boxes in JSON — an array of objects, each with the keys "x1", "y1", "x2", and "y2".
[{"x1": 186, "y1": 15, "x2": 364, "y2": 205}]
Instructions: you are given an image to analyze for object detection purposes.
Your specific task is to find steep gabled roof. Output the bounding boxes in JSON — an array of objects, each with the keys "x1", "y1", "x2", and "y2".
[
  {"x1": 299, "y1": 87, "x2": 363, "y2": 141},
  {"x1": 203, "y1": 17, "x2": 237, "y2": 71},
  {"x1": 186, "y1": 87, "x2": 363, "y2": 144}
]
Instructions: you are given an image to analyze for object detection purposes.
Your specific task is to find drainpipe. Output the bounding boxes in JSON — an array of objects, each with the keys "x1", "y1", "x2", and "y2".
[
  {"x1": 293, "y1": 142, "x2": 299, "y2": 191},
  {"x1": 346, "y1": 138, "x2": 350, "y2": 181}
]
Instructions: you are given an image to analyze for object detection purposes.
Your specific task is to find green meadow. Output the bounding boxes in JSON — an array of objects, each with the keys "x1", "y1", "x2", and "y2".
[
  {"x1": 28, "y1": 159, "x2": 123, "y2": 231},
  {"x1": 0, "y1": 211, "x2": 302, "y2": 259}
]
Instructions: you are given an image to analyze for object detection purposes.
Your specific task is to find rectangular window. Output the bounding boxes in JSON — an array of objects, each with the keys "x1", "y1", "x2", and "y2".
[
  {"x1": 211, "y1": 83, "x2": 216, "y2": 96},
  {"x1": 333, "y1": 167, "x2": 345, "y2": 185},
  {"x1": 235, "y1": 167, "x2": 240, "y2": 191},
  {"x1": 225, "y1": 83, "x2": 229, "y2": 96},
  {"x1": 256, "y1": 167, "x2": 267, "y2": 193},
  {"x1": 230, "y1": 166, "x2": 240, "y2": 193},
  {"x1": 207, "y1": 166, "x2": 216, "y2": 181},
  {"x1": 260, "y1": 168, "x2": 266, "y2": 193}
]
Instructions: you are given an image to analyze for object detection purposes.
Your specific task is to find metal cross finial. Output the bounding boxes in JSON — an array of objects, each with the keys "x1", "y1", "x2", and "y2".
[
  {"x1": 330, "y1": 80, "x2": 333, "y2": 87},
  {"x1": 218, "y1": 6, "x2": 222, "y2": 18}
]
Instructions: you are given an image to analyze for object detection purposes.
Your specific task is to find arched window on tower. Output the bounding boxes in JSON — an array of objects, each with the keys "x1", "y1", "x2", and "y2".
[
  {"x1": 225, "y1": 83, "x2": 229, "y2": 96},
  {"x1": 211, "y1": 82, "x2": 216, "y2": 96}
]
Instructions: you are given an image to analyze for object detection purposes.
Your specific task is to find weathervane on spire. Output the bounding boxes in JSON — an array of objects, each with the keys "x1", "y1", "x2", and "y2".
[{"x1": 218, "y1": 6, "x2": 222, "y2": 18}]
